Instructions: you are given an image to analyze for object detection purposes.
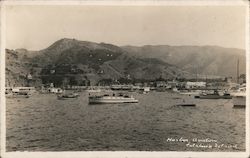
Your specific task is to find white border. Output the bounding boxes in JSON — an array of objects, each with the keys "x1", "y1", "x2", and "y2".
[
  {"x1": 0, "y1": 1, "x2": 249, "y2": 158},
  {"x1": 246, "y1": 1, "x2": 250, "y2": 157},
  {"x1": 1, "y1": 0, "x2": 249, "y2": 6},
  {"x1": 0, "y1": 1, "x2": 6, "y2": 157},
  {"x1": 1, "y1": 151, "x2": 249, "y2": 158}
]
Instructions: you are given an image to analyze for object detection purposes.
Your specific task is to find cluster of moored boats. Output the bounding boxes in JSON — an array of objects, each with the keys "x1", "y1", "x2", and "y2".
[{"x1": 5, "y1": 85, "x2": 246, "y2": 108}]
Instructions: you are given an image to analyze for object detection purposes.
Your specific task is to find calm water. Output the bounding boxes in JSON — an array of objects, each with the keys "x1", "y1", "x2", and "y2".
[{"x1": 6, "y1": 91, "x2": 245, "y2": 151}]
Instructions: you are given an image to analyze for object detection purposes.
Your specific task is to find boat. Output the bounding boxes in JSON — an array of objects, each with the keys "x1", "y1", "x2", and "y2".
[
  {"x1": 48, "y1": 87, "x2": 64, "y2": 94},
  {"x1": 175, "y1": 98, "x2": 196, "y2": 107},
  {"x1": 179, "y1": 90, "x2": 201, "y2": 96},
  {"x1": 139, "y1": 87, "x2": 150, "y2": 94},
  {"x1": 230, "y1": 59, "x2": 246, "y2": 108},
  {"x1": 233, "y1": 96, "x2": 246, "y2": 108},
  {"x1": 230, "y1": 87, "x2": 246, "y2": 108},
  {"x1": 156, "y1": 87, "x2": 166, "y2": 92},
  {"x1": 111, "y1": 85, "x2": 133, "y2": 91},
  {"x1": 176, "y1": 103, "x2": 196, "y2": 107},
  {"x1": 86, "y1": 87, "x2": 102, "y2": 93},
  {"x1": 196, "y1": 90, "x2": 232, "y2": 99},
  {"x1": 57, "y1": 92, "x2": 79, "y2": 99},
  {"x1": 12, "y1": 87, "x2": 36, "y2": 94},
  {"x1": 220, "y1": 93, "x2": 233, "y2": 99},
  {"x1": 89, "y1": 93, "x2": 138, "y2": 104},
  {"x1": 6, "y1": 91, "x2": 31, "y2": 98},
  {"x1": 172, "y1": 87, "x2": 179, "y2": 92},
  {"x1": 110, "y1": 85, "x2": 122, "y2": 90},
  {"x1": 230, "y1": 87, "x2": 246, "y2": 97}
]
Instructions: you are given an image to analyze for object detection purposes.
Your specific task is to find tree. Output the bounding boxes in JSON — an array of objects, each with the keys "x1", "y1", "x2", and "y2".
[{"x1": 69, "y1": 76, "x2": 77, "y2": 86}]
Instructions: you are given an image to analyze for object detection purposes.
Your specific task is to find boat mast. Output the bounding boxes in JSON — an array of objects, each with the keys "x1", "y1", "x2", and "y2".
[
  {"x1": 195, "y1": 65, "x2": 198, "y2": 82},
  {"x1": 237, "y1": 59, "x2": 239, "y2": 84}
]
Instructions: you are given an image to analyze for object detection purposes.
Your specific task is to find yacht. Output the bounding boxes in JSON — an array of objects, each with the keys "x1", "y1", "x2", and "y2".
[
  {"x1": 196, "y1": 90, "x2": 232, "y2": 99},
  {"x1": 89, "y1": 93, "x2": 138, "y2": 104}
]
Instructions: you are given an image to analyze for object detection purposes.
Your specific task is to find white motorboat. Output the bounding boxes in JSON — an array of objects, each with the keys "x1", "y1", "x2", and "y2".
[{"x1": 89, "y1": 93, "x2": 138, "y2": 104}]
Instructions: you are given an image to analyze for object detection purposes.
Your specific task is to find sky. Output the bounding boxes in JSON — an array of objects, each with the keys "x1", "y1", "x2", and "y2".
[{"x1": 5, "y1": 5, "x2": 247, "y2": 50}]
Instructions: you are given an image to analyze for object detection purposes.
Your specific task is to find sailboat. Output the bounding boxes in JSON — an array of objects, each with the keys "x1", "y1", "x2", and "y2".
[{"x1": 231, "y1": 59, "x2": 246, "y2": 108}]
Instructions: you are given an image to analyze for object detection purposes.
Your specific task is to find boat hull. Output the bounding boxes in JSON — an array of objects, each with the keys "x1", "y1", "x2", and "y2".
[
  {"x1": 89, "y1": 96, "x2": 138, "y2": 104},
  {"x1": 6, "y1": 94, "x2": 30, "y2": 98},
  {"x1": 6, "y1": 92, "x2": 31, "y2": 98},
  {"x1": 198, "y1": 95, "x2": 232, "y2": 99},
  {"x1": 176, "y1": 104, "x2": 196, "y2": 107},
  {"x1": 57, "y1": 93, "x2": 79, "y2": 99},
  {"x1": 233, "y1": 96, "x2": 246, "y2": 108}
]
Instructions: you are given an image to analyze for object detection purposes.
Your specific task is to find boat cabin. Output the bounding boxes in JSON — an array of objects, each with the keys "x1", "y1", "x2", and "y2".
[{"x1": 12, "y1": 87, "x2": 36, "y2": 93}]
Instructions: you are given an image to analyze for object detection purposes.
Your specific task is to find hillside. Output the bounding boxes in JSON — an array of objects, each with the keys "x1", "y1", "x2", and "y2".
[
  {"x1": 5, "y1": 38, "x2": 246, "y2": 87},
  {"x1": 6, "y1": 38, "x2": 193, "y2": 87},
  {"x1": 5, "y1": 49, "x2": 42, "y2": 87},
  {"x1": 122, "y1": 45, "x2": 246, "y2": 78}
]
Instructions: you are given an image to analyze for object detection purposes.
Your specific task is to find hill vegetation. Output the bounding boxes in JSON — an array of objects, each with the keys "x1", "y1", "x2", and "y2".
[{"x1": 5, "y1": 38, "x2": 246, "y2": 87}]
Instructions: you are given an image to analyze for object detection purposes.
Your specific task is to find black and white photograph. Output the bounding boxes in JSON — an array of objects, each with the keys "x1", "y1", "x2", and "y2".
[{"x1": 1, "y1": 1, "x2": 249, "y2": 157}]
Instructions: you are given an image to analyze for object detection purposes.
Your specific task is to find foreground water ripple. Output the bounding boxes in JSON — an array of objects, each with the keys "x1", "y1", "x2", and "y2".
[{"x1": 6, "y1": 91, "x2": 245, "y2": 151}]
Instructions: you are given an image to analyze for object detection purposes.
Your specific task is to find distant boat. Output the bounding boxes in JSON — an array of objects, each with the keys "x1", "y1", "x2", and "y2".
[
  {"x1": 172, "y1": 87, "x2": 179, "y2": 92},
  {"x1": 48, "y1": 87, "x2": 64, "y2": 94},
  {"x1": 233, "y1": 96, "x2": 246, "y2": 108},
  {"x1": 87, "y1": 89, "x2": 102, "y2": 93},
  {"x1": 196, "y1": 90, "x2": 232, "y2": 99},
  {"x1": 11, "y1": 87, "x2": 36, "y2": 94},
  {"x1": 89, "y1": 93, "x2": 138, "y2": 104},
  {"x1": 230, "y1": 87, "x2": 246, "y2": 97},
  {"x1": 6, "y1": 91, "x2": 31, "y2": 98},
  {"x1": 175, "y1": 98, "x2": 196, "y2": 107},
  {"x1": 86, "y1": 87, "x2": 102, "y2": 93},
  {"x1": 156, "y1": 87, "x2": 166, "y2": 92},
  {"x1": 230, "y1": 87, "x2": 246, "y2": 108},
  {"x1": 179, "y1": 90, "x2": 201, "y2": 96},
  {"x1": 111, "y1": 85, "x2": 133, "y2": 90},
  {"x1": 232, "y1": 59, "x2": 246, "y2": 108},
  {"x1": 110, "y1": 85, "x2": 122, "y2": 90},
  {"x1": 176, "y1": 103, "x2": 196, "y2": 107},
  {"x1": 57, "y1": 93, "x2": 79, "y2": 99},
  {"x1": 139, "y1": 87, "x2": 150, "y2": 94}
]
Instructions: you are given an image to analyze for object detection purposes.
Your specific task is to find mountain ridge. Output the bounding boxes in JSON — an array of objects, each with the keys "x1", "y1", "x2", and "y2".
[
  {"x1": 6, "y1": 38, "x2": 246, "y2": 87},
  {"x1": 121, "y1": 44, "x2": 245, "y2": 78}
]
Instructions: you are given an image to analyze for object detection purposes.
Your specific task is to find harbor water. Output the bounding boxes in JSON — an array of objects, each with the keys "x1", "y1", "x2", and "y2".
[{"x1": 6, "y1": 91, "x2": 245, "y2": 151}]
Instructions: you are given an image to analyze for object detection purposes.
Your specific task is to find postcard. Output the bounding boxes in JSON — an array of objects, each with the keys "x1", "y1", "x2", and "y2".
[{"x1": 0, "y1": 0, "x2": 249, "y2": 158}]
